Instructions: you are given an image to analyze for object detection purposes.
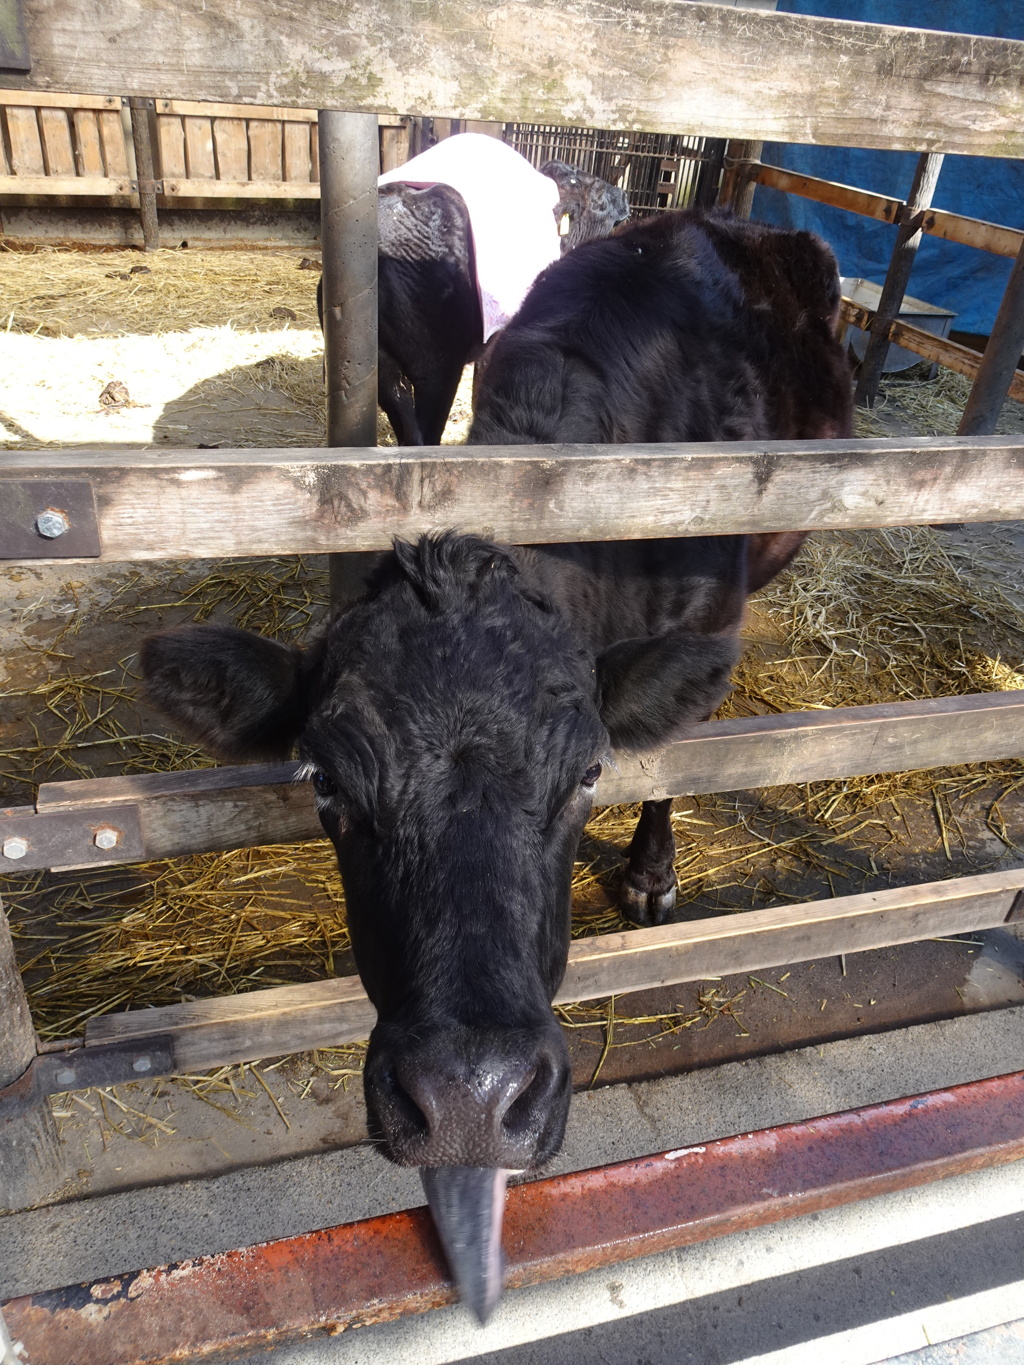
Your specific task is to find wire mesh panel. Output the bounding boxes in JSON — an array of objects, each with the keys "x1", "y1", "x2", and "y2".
[{"x1": 504, "y1": 124, "x2": 726, "y2": 215}]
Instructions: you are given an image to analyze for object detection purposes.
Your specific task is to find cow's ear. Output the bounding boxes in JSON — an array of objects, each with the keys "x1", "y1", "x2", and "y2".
[
  {"x1": 596, "y1": 631, "x2": 739, "y2": 752},
  {"x1": 140, "y1": 625, "x2": 311, "y2": 761}
]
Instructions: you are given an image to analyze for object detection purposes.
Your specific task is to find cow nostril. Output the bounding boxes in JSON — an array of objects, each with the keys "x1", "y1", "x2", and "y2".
[
  {"x1": 385, "y1": 1067, "x2": 430, "y2": 1137},
  {"x1": 502, "y1": 1057, "x2": 553, "y2": 1138}
]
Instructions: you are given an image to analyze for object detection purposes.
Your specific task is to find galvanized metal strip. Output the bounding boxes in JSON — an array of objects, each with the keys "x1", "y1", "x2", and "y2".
[
  {"x1": 5, "y1": 1070, "x2": 1024, "y2": 1363},
  {"x1": 0, "y1": 805, "x2": 144, "y2": 872},
  {"x1": 0, "y1": 480, "x2": 99, "y2": 559}
]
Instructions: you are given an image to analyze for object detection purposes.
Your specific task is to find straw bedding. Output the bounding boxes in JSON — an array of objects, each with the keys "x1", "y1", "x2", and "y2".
[{"x1": 2, "y1": 246, "x2": 1023, "y2": 1065}]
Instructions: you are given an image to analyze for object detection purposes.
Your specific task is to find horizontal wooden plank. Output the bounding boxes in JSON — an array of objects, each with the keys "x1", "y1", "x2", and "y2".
[
  {"x1": 84, "y1": 868, "x2": 1024, "y2": 1070},
  {"x1": 0, "y1": 89, "x2": 121, "y2": 111},
  {"x1": 3, "y1": 438, "x2": 1024, "y2": 564},
  {"x1": 839, "y1": 299, "x2": 1024, "y2": 403},
  {"x1": 31, "y1": 692, "x2": 1024, "y2": 867},
  {"x1": 158, "y1": 97, "x2": 318, "y2": 121},
  {"x1": 751, "y1": 163, "x2": 900, "y2": 225},
  {"x1": 159, "y1": 176, "x2": 320, "y2": 198},
  {"x1": 920, "y1": 208, "x2": 1024, "y2": 260},
  {"x1": 0, "y1": 174, "x2": 134, "y2": 196},
  {"x1": 9, "y1": 3, "x2": 1024, "y2": 156},
  {"x1": 753, "y1": 163, "x2": 1023, "y2": 258}
]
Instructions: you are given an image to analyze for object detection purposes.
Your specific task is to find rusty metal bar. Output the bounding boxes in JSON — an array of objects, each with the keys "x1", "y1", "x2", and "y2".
[{"x1": 7, "y1": 1069, "x2": 1024, "y2": 1364}]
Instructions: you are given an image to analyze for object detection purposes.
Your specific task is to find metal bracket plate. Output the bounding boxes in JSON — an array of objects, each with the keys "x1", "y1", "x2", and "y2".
[
  {"x1": 0, "y1": 0, "x2": 30, "y2": 71},
  {"x1": 0, "y1": 479, "x2": 101, "y2": 560},
  {"x1": 0, "y1": 804, "x2": 145, "y2": 872},
  {"x1": 0, "y1": 1036, "x2": 177, "y2": 1120}
]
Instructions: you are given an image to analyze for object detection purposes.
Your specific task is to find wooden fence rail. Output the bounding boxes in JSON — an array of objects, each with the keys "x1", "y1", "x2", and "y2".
[
  {"x1": 8, "y1": 3, "x2": 1024, "y2": 157},
  {"x1": 2, "y1": 438, "x2": 1024, "y2": 564},
  {"x1": 1, "y1": 870, "x2": 1019, "y2": 1100},
  {"x1": 3, "y1": 691, "x2": 1023, "y2": 873}
]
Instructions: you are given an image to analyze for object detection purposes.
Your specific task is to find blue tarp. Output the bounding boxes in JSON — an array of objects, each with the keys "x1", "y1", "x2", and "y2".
[{"x1": 751, "y1": 1, "x2": 1024, "y2": 334}]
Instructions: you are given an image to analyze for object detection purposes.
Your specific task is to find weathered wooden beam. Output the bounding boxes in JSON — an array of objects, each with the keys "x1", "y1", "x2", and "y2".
[
  {"x1": 0, "y1": 898, "x2": 36, "y2": 1092},
  {"x1": 18, "y1": 692, "x2": 1024, "y2": 871},
  {"x1": 959, "y1": 239, "x2": 1024, "y2": 437},
  {"x1": 750, "y1": 163, "x2": 1023, "y2": 258},
  {"x1": 3, "y1": 438, "x2": 1024, "y2": 564},
  {"x1": 79, "y1": 868, "x2": 1024, "y2": 1074},
  {"x1": 839, "y1": 300, "x2": 1024, "y2": 404},
  {"x1": 855, "y1": 153, "x2": 945, "y2": 408},
  {"x1": 0, "y1": 173, "x2": 134, "y2": 195},
  {"x1": 7, "y1": 3, "x2": 1024, "y2": 156}
]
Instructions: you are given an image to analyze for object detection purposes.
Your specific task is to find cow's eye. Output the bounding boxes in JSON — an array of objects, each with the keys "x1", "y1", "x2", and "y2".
[
  {"x1": 582, "y1": 763, "x2": 602, "y2": 788},
  {"x1": 312, "y1": 770, "x2": 338, "y2": 799}
]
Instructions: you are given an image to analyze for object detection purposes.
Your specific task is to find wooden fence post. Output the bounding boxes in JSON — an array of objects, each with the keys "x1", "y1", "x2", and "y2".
[
  {"x1": 128, "y1": 96, "x2": 160, "y2": 251},
  {"x1": 0, "y1": 897, "x2": 35, "y2": 1093},
  {"x1": 958, "y1": 237, "x2": 1024, "y2": 435},
  {"x1": 318, "y1": 110, "x2": 380, "y2": 613},
  {"x1": 854, "y1": 152, "x2": 944, "y2": 408}
]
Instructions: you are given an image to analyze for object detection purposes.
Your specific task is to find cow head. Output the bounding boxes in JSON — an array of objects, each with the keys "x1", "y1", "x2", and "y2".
[
  {"x1": 540, "y1": 160, "x2": 630, "y2": 254},
  {"x1": 140, "y1": 532, "x2": 736, "y2": 1318}
]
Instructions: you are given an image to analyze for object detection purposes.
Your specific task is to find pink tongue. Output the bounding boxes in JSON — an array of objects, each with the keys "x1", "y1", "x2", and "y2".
[{"x1": 420, "y1": 1166, "x2": 508, "y2": 1325}]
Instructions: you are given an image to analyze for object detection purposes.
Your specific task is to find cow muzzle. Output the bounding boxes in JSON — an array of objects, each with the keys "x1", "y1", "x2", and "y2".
[{"x1": 365, "y1": 1020, "x2": 571, "y2": 1170}]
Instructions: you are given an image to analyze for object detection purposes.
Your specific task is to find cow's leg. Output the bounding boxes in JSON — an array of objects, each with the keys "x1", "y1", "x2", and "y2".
[
  {"x1": 746, "y1": 531, "x2": 808, "y2": 593},
  {"x1": 379, "y1": 347, "x2": 423, "y2": 445},
  {"x1": 618, "y1": 797, "x2": 677, "y2": 926},
  {"x1": 411, "y1": 358, "x2": 466, "y2": 446}
]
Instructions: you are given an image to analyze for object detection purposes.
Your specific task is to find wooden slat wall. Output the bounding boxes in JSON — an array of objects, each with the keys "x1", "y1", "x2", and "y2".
[{"x1": 0, "y1": 92, "x2": 402, "y2": 197}]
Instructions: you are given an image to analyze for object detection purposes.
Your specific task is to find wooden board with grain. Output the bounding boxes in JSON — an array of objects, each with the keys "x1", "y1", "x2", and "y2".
[
  {"x1": 5, "y1": 106, "x2": 45, "y2": 176},
  {"x1": 72, "y1": 109, "x2": 105, "y2": 177},
  {"x1": 3, "y1": 438, "x2": 1024, "y2": 563},
  {"x1": 156, "y1": 113, "x2": 186, "y2": 178},
  {"x1": 83, "y1": 868, "x2": 1024, "y2": 1070},
  {"x1": 37, "y1": 107, "x2": 76, "y2": 176},
  {"x1": 0, "y1": 173, "x2": 133, "y2": 196},
  {"x1": 247, "y1": 119, "x2": 283, "y2": 181},
  {"x1": 98, "y1": 109, "x2": 130, "y2": 175},
  {"x1": 8, "y1": 2, "x2": 1024, "y2": 156},
  {"x1": 282, "y1": 120, "x2": 312, "y2": 183},
  {"x1": 212, "y1": 116, "x2": 248, "y2": 181},
  {"x1": 182, "y1": 116, "x2": 216, "y2": 179},
  {"x1": 159, "y1": 177, "x2": 320, "y2": 199},
  {"x1": 31, "y1": 692, "x2": 1024, "y2": 867}
]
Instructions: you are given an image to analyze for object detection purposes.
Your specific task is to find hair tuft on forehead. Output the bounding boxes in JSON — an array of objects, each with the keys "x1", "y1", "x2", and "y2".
[{"x1": 391, "y1": 531, "x2": 520, "y2": 611}]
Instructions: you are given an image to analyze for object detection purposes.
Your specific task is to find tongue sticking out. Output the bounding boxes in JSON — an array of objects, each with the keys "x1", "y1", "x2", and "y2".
[{"x1": 420, "y1": 1166, "x2": 508, "y2": 1324}]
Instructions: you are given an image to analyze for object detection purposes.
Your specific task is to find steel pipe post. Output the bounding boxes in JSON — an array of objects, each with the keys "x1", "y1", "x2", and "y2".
[
  {"x1": 318, "y1": 110, "x2": 380, "y2": 613},
  {"x1": 854, "y1": 152, "x2": 944, "y2": 407},
  {"x1": 959, "y1": 237, "x2": 1024, "y2": 435}
]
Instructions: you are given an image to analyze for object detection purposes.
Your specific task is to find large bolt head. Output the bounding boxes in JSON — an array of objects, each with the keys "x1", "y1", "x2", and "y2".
[
  {"x1": 2, "y1": 836, "x2": 29, "y2": 860},
  {"x1": 94, "y1": 827, "x2": 120, "y2": 851},
  {"x1": 36, "y1": 508, "x2": 70, "y2": 539}
]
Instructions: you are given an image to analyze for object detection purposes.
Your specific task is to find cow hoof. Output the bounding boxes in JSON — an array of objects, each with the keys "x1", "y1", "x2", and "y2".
[{"x1": 618, "y1": 881, "x2": 676, "y2": 927}]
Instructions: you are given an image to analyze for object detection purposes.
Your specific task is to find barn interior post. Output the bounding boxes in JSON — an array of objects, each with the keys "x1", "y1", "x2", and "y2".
[
  {"x1": 958, "y1": 236, "x2": 1024, "y2": 435},
  {"x1": 854, "y1": 152, "x2": 945, "y2": 408},
  {"x1": 128, "y1": 96, "x2": 160, "y2": 251},
  {"x1": 318, "y1": 110, "x2": 380, "y2": 613}
]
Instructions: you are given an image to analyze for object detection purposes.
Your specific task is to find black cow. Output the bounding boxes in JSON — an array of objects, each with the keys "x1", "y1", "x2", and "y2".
[
  {"x1": 142, "y1": 208, "x2": 851, "y2": 1322},
  {"x1": 318, "y1": 158, "x2": 629, "y2": 446}
]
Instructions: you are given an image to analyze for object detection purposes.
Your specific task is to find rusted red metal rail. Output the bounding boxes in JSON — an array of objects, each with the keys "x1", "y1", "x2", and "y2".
[{"x1": 6, "y1": 1069, "x2": 1024, "y2": 1364}]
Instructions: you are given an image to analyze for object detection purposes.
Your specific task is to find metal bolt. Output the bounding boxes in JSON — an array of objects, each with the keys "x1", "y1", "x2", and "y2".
[
  {"x1": 2, "y1": 837, "x2": 28, "y2": 860},
  {"x1": 55, "y1": 1068, "x2": 77, "y2": 1087},
  {"x1": 35, "y1": 508, "x2": 70, "y2": 539},
  {"x1": 94, "y1": 827, "x2": 120, "y2": 851},
  {"x1": 132, "y1": 1057, "x2": 153, "y2": 1073}
]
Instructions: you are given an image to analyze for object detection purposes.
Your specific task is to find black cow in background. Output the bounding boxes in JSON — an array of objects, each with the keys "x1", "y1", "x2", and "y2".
[
  {"x1": 143, "y1": 208, "x2": 851, "y2": 1322},
  {"x1": 317, "y1": 157, "x2": 629, "y2": 445}
]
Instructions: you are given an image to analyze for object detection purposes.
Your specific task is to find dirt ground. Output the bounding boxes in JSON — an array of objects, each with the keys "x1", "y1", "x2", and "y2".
[{"x1": 2, "y1": 244, "x2": 1024, "y2": 1134}]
